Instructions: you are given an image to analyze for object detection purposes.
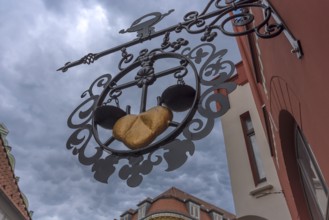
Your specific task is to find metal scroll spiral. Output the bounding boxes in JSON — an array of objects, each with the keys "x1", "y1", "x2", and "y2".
[
  {"x1": 181, "y1": 43, "x2": 236, "y2": 141},
  {"x1": 66, "y1": 75, "x2": 111, "y2": 166},
  {"x1": 175, "y1": 0, "x2": 283, "y2": 41},
  {"x1": 66, "y1": 43, "x2": 236, "y2": 187},
  {"x1": 118, "y1": 33, "x2": 189, "y2": 71},
  {"x1": 220, "y1": 6, "x2": 283, "y2": 38}
]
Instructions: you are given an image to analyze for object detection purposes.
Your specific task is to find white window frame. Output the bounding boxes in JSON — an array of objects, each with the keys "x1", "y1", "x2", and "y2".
[
  {"x1": 213, "y1": 212, "x2": 223, "y2": 220},
  {"x1": 138, "y1": 204, "x2": 147, "y2": 220},
  {"x1": 296, "y1": 126, "x2": 328, "y2": 220},
  {"x1": 189, "y1": 202, "x2": 200, "y2": 219},
  {"x1": 240, "y1": 111, "x2": 266, "y2": 185}
]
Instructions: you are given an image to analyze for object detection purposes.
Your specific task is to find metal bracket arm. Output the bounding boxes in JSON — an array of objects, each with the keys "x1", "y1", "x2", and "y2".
[{"x1": 57, "y1": 0, "x2": 302, "y2": 73}]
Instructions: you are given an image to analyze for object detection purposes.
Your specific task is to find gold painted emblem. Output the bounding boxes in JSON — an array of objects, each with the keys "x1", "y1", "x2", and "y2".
[{"x1": 113, "y1": 106, "x2": 173, "y2": 149}]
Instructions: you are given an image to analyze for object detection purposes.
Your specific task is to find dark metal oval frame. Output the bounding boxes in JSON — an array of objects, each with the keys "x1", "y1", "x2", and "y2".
[
  {"x1": 66, "y1": 42, "x2": 237, "y2": 187},
  {"x1": 92, "y1": 52, "x2": 200, "y2": 156}
]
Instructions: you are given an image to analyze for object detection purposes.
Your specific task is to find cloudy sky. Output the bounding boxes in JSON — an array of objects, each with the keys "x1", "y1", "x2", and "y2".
[{"x1": 0, "y1": 1, "x2": 241, "y2": 219}]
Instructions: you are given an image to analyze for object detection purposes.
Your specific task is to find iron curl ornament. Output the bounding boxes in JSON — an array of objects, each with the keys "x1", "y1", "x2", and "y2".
[
  {"x1": 60, "y1": 0, "x2": 302, "y2": 187},
  {"x1": 66, "y1": 43, "x2": 236, "y2": 187},
  {"x1": 57, "y1": 0, "x2": 302, "y2": 73}
]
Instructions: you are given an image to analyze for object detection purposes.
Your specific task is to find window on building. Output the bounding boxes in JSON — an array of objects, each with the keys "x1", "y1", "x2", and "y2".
[
  {"x1": 138, "y1": 204, "x2": 147, "y2": 220},
  {"x1": 247, "y1": 33, "x2": 263, "y2": 83},
  {"x1": 296, "y1": 126, "x2": 328, "y2": 220},
  {"x1": 122, "y1": 215, "x2": 130, "y2": 220},
  {"x1": 262, "y1": 106, "x2": 275, "y2": 157},
  {"x1": 189, "y1": 202, "x2": 200, "y2": 219},
  {"x1": 240, "y1": 111, "x2": 266, "y2": 185},
  {"x1": 213, "y1": 212, "x2": 223, "y2": 220}
]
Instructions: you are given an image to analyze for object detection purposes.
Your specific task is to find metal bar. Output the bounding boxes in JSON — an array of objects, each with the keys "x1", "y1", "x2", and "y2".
[
  {"x1": 57, "y1": 38, "x2": 141, "y2": 72},
  {"x1": 57, "y1": 0, "x2": 300, "y2": 73},
  {"x1": 112, "y1": 66, "x2": 183, "y2": 92},
  {"x1": 262, "y1": 0, "x2": 303, "y2": 58},
  {"x1": 155, "y1": 66, "x2": 185, "y2": 78},
  {"x1": 104, "y1": 136, "x2": 115, "y2": 147},
  {"x1": 140, "y1": 84, "x2": 148, "y2": 113},
  {"x1": 169, "y1": 121, "x2": 180, "y2": 127},
  {"x1": 112, "y1": 79, "x2": 139, "y2": 91},
  {"x1": 57, "y1": 1, "x2": 257, "y2": 72}
]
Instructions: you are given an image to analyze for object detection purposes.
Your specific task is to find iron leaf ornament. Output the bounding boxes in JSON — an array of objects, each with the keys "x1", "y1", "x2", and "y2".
[{"x1": 62, "y1": 0, "x2": 301, "y2": 187}]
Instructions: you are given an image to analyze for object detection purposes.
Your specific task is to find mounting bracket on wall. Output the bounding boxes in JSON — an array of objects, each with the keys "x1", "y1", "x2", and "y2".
[
  {"x1": 59, "y1": 0, "x2": 302, "y2": 187},
  {"x1": 262, "y1": 0, "x2": 303, "y2": 58}
]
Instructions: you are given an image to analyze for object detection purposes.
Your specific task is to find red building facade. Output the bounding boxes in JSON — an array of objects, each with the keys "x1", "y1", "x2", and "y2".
[
  {"x1": 119, "y1": 187, "x2": 235, "y2": 220},
  {"x1": 234, "y1": 1, "x2": 329, "y2": 219},
  {"x1": 0, "y1": 124, "x2": 32, "y2": 220}
]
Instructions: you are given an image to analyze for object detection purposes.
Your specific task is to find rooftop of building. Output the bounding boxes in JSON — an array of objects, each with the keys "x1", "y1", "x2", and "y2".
[
  {"x1": 120, "y1": 186, "x2": 235, "y2": 220},
  {"x1": 0, "y1": 123, "x2": 32, "y2": 220}
]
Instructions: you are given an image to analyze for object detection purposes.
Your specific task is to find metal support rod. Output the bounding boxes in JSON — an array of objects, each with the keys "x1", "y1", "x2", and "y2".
[
  {"x1": 169, "y1": 121, "x2": 180, "y2": 127},
  {"x1": 113, "y1": 65, "x2": 184, "y2": 91},
  {"x1": 104, "y1": 136, "x2": 115, "y2": 147},
  {"x1": 140, "y1": 84, "x2": 148, "y2": 113},
  {"x1": 262, "y1": 0, "x2": 303, "y2": 58},
  {"x1": 56, "y1": 5, "x2": 231, "y2": 72},
  {"x1": 58, "y1": 0, "x2": 296, "y2": 72}
]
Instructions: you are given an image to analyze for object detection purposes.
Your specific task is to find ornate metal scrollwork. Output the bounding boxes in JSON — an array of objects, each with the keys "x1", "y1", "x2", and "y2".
[
  {"x1": 181, "y1": 43, "x2": 236, "y2": 140},
  {"x1": 119, "y1": 9, "x2": 175, "y2": 38},
  {"x1": 66, "y1": 42, "x2": 235, "y2": 187},
  {"x1": 61, "y1": 0, "x2": 302, "y2": 187},
  {"x1": 57, "y1": 0, "x2": 301, "y2": 73}
]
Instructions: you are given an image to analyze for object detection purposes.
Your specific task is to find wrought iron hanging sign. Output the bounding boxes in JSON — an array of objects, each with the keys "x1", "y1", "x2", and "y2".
[{"x1": 59, "y1": 0, "x2": 301, "y2": 187}]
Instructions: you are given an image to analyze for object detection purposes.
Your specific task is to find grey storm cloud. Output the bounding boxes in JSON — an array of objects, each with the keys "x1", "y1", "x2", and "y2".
[{"x1": 0, "y1": 0, "x2": 240, "y2": 219}]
